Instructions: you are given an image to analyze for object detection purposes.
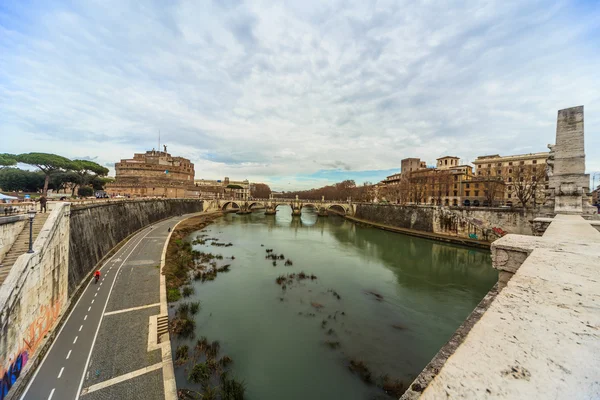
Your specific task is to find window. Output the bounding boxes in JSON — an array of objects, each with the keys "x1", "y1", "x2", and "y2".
[
  {"x1": 466, "y1": 183, "x2": 470, "y2": 188},
  {"x1": 475, "y1": 190, "x2": 479, "y2": 196},
  {"x1": 454, "y1": 190, "x2": 458, "y2": 196},
  {"x1": 508, "y1": 193, "x2": 512, "y2": 198},
  {"x1": 487, "y1": 164, "x2": 491, "y2": 167},
  {"x1": 475, "y1": 183, "x2": 479, "y2": 188},
  {"x1": 520, "y1": 177, "x2": 524, "y2": 182},
  {"x1": 497, "y1": 170, "x2": 501, "y2": 175},
  {"x1": 478, "y1": 171, "x2": 482, "y2": 176},
  {"x1": 508, "y1": 185, "x2": 512, "y2": 191},
  {"x1": 466, "y1": 191, "x2": 470, "y2": 196},
  {"x1": 509, "y1": 162, "x2": 513, "y2": 166},
  {"x1": 520, "y1": 161, "x2": 525, "y2": 165},
  {"x1": 545, "y1": 176, "x2": 549, "y2": 181},
  {"x1": 533, "y1": 160, "x2": 537, "y2": 164},
  {"x1": 445, "y1": 160, "x2": 448, "y2": 165},
  {"x1": 497, "y1": 163, "x2": 502, "y2": 167},
  {"x1": 508, "y1": 177, "x2": 513, "y2": 182},
  {"x1": 509, "y1": 168, "x2": 512, "y2": 173}
]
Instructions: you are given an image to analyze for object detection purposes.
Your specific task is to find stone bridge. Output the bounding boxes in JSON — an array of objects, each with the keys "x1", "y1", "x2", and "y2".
[{"x1": 203, "y1": 195, "x2": 356, "y2": 216}]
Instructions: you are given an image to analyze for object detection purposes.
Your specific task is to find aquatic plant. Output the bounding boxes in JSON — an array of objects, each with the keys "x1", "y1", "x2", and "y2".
[
  {"x1": 328, "y1": 289, "x2": 342, "y2": 300},
  {"x1": 188, "y1": 362, "x2": 210, "y2": 384},
  {"x1": 391, "y1": 324, "x2": 406, "y2": 330},
  {"x1": 190, "y1": 302, "x2": 201, "y2": 315},
  {"x1": 221, "y1": 374, "x2": 246, "y2": 400},
  {"x1": 206, "y1": 340, "x2": 221, "y2": 360},
  {"x1": 324, "y1": 341, "x2": 341, "y2": 349},
  {"x1": 272, "y1": 261, "x2": 277, "y2": 266},
  {"x1": 201, "y1": 385, "x2": 218, "y2": 400},
  {"x1": 275, "y1": 275, "x2": 287, "y2": 285},
  {"x1": 175, "y1": 345, "x2": 189, "y2": 363},
  {"x1": 171, "y1": 317, "x2": 196, "y2": 339},
  {"x1": 219, "y1": 355, "x2": 233, "y2": 368},
  {"x1": 365, "y1": 290, "x2": 384, "y2": 301},
  {"x1": 348, "y1": 359, "x2": 373, "y2": 384},
  {"x1": 182, "y1": 286, "x2": 194, "y2": 297},
  {"x1": 216, "y1": 264, "x2": 231, "y2": 273},
  {"x1": 216, "y1": 254, "x2": 224, "y2": 260},
  {"x1": 167, "y1": 288, "x2": 181, "y2": 302},
  {"x1": 177, "y1": 302, "x2": 190, "y2": 316},
  {"x1": 326, "y1": 328, "x2": 335, "y2": 336},
  {"x1": 195, "y1": 337, "x2": 209, "y2": 355},
  {"x1": 284, "y1": 259, "x2": 293, "y2": 266},
  {"x1": 380, "y1": 376, "x2": 406, "y2": 397}
]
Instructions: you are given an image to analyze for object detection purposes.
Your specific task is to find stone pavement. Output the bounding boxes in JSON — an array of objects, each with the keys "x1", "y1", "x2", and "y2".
[{"x1": 20, "y1": 215, "x2": 187, "y2": 400}]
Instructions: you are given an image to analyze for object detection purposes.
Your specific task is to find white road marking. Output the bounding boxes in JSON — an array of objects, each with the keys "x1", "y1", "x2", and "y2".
[
  {"x1": 66, "y1": 350, "x2": 72, "y2": 359},
  {"x1": 58, "y1": 367, "x2": 64, "y2": 379},
  {"x1": 94, "y1": 293, "x2": 97, "y2": 297},
  {"x1": 88, "y1": 307, "x2": 91, "y2": 312},
  {"x1": 48, "y1": 388, "x2": 55, "y2": 399},
  {"x1": 84, "y1": 315, "x2": 88, "y2": 320},
  {"x1": 104, "y1": 303, "x2": 160, "y2": 316},
  {"x1": 75, "y1": 224, "x2": 160, "y2": 400},
  {"x1": 73, "y1": 336, "x2": 78, "y2": 344},
  {"x1": 91, "y1": 299, "x2": 95, "y2": 304},
  {"x1": 80, "y1": 362, "x2": 163, "y2": 395},
  {"x1": 19, "y1": 226, "x2": 131, "y2": 400},
  {"x1": 79, "y1": 325, "x2": 83, "y2": 332},
  {"x1": 97, "y1": 287, "x2": 100, "y2": 292}
]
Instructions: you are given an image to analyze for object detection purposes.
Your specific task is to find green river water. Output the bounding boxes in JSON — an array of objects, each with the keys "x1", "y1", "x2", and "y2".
[{"x1": 171, "y1": 207, "x2": 497, "y2": 399}]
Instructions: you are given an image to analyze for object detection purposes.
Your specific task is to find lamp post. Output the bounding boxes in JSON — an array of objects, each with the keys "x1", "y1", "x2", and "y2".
[{"x1": 27, "y1": 208, "x2": 36, "y2": 254}]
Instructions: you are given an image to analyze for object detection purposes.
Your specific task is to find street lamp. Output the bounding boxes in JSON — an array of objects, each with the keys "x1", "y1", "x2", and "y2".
[{"x1": 27, "y1": 208, "x2": 36, "y2": 254}]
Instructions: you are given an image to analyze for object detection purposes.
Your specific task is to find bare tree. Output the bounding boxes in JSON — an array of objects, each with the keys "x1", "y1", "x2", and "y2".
[
  {"x1": 509, "y1": 164, "x2": 547, "y2": 207},
  {"x1": 479, "y1": 177, "x2": 504, "y2": 206}
]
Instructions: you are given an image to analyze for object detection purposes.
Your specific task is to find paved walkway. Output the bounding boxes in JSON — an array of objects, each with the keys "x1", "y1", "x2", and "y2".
[{"x1": 20, "y1": 216, "x2": 185, "y2": 400}]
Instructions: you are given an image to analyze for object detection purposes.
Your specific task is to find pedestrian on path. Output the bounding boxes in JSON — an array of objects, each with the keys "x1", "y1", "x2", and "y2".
[{"x1": 39, "y1": 196, "x2": 47, "y2": 213}]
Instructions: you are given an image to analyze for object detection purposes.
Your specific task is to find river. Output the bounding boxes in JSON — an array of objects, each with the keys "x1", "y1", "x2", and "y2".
[{"x1": 170, "y1": 207, "x2": 497, "y2": 399}]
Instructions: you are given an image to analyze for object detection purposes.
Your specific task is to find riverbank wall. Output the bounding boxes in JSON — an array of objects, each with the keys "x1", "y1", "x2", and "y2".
[
  {"x1": 68, "y1": 199, "x2": 204, "y2": 294},
  {"x1": 0, "y1": 198, "x2": 203, "y2": 400},
  {"x1": 352, "y1": 204, "x2": 535, "y2": 245},
  {"x1": 0, "y1": 203, "x2": 70, "y2": 400}
]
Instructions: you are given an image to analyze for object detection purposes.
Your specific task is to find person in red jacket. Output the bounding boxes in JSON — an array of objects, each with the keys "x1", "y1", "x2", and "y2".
[{"x1": 94, "y1": 270, "x2": 101, "y2": 283}]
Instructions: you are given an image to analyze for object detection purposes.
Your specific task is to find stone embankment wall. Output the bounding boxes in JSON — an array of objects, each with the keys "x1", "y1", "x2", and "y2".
[
  {"x1": 0, "y1": 203, "x2": 70, "y2": 399},
  {"x1": 68, "y1": 199, "x2": 203, "y2": 294},
  {"x1": 0, "y1": 216, "x2": 27, "y2": 263},
  {"x1": 354, "y1": 204, "x2": 535, "y2": 242}
]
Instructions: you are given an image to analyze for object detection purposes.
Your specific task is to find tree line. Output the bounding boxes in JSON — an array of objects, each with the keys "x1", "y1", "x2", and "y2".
[
  {"x1": 0, "y1": 153, "x2": 111, "y2": 197},
  {"x1": 278, "y1": 180, "x2": 376, "y2": 202}
]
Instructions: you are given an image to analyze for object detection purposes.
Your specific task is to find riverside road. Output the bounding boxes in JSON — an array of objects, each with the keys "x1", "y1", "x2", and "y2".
[{"x1": 20, "y1": 216, "x2": 184, "y2": 400}]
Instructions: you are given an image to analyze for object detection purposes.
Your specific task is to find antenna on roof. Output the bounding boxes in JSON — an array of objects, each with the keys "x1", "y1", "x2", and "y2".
[{"x1": 158, "y1": 130, "x2": 161, "y2": 153}]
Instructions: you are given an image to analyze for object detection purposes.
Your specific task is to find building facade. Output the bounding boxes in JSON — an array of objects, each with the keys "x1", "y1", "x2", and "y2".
[
  {"x1": 105, "y1": 149, "x2": 198, "y2": 198},
  {"x1": 472, "y1": 152, "x2": 549, "y2": 206},
  {"x1": 193, "y1": 177, "x2": 250, "y2": 200},
  {"x1": 381, "y1": 156, "x2": 505, "y2": 207}
]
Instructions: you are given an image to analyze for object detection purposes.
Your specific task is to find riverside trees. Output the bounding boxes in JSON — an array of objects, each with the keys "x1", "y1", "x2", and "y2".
[{"x1": 0, "y1": 152, "x2": 109, "y2": 196}]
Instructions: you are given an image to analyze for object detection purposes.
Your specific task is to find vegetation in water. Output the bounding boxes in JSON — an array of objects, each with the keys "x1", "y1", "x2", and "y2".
[
  {"x1": 182, "y1": 286, "x2": 194, "y2": 297},
  {"x1": 178, "y1": 335, "x2": 245, "y2": 399},
  {"x1": 168, "y1": 288, "x2": 181, "y2": 303}
]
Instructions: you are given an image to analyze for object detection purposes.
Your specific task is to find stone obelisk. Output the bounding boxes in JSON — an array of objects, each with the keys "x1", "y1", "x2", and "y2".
[{"x1": 544, "y1": 106, "x2": 595, "y2": 216}]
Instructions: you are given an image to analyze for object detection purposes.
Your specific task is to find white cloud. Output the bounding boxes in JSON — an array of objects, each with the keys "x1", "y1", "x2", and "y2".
[{"x1": 1, "y1": 0, "x2": 599, "y2": 190}]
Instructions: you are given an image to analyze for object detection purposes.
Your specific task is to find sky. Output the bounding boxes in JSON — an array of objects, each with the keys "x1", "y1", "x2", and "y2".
[{"x1": 1, "y1": 0, "x2": 599, "y2": 191}]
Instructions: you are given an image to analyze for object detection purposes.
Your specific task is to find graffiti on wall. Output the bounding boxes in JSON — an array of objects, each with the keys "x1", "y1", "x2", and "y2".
[{"x1": 0, "y1": 301, "x2": 61, "y2": 399}]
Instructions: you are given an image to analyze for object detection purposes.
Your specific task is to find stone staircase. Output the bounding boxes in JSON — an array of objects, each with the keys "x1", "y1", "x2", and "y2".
[{"x1": 0, "y1": 213, "x2": 49, "y2": 285}]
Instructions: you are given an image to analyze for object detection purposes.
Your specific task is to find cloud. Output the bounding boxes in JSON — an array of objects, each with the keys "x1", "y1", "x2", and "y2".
[{"x1": 1, "y1": 0, "x2": 599, "y2": 191}]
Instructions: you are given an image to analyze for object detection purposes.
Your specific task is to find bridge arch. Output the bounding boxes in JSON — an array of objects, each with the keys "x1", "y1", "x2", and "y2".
[
  {"x1": 328, "y1": 204, "x2": 348, "y2": 214},
  {"x1": 221, "y1": 201, "x2": 240, "y2": 211},
  {"x1": 300, "y1": 203, "x2": 318, "y2": 210},
  {"x1": 248, "y1": 202, "x2": 265, "y2": 210}
]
